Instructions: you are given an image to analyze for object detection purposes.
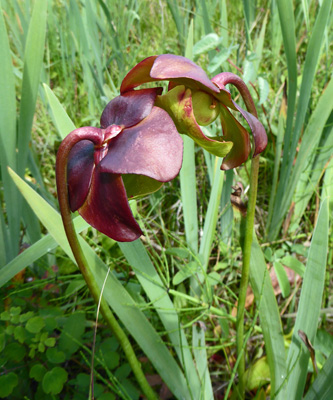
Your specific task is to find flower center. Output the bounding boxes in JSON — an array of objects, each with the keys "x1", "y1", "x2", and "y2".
[{"x1": 94, "y1": 124, "x2": 123, "y2": 165}]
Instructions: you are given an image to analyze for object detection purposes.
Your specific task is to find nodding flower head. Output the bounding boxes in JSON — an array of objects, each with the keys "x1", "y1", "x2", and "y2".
[
  {"x1": 57, "y1": 88, "x2": 183, "y2": 242},
  {"x1": 120, "y1": 54, "x2": 267, "y2": 170}
]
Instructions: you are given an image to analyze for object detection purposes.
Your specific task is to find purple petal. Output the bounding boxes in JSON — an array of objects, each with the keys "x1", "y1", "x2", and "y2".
[
  {"x1": 100, "y1": 107, "x2": 183, "y2": 182},
  {"x1": 67, "y1": 140, "x2": 95, "y2": 211},
  {"x1": 232, "y1": 101, "x2": 267, "y2": 156},
  {"x1": 219, "y1": 105, "x2": 251, "y2": 170},
  {"x1": 79, "y1": 168, "x2": 143, "y2": 242},
  {"x1": 100, "y1": 88, "x2": 162, "y2": 129},
  {"x1": 120, "y1": 56, "x2": 159, "y2": 93}
]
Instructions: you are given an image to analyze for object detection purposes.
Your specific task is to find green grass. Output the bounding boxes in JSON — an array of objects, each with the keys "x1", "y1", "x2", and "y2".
[{"x1": 0, "y1": 1, "x2": 332, "y2": 399}]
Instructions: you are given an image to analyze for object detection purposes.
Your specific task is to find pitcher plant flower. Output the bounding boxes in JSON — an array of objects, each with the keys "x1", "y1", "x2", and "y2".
[
  {"x1": 120, "y1": 54, "x2": 267, "y2": 169},
  {"x1": 56, "y1": 88, "x2": 183, "y2": 242}
]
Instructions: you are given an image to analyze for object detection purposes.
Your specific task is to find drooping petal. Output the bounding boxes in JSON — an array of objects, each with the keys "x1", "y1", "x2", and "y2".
[
  {"x1": 100, "y1": 107, "x2": 183, "y2": 184},
  {"x1": 155, "y1": 85, "x2": 233, "y2": 158},
  {"x1": 67, "y1": 140, "x2": 95, "y2": 211},
  {"x1": 232, "y1": 102, "x2": 267, "y2": 156},
  {"x1": 100, "y1": 88, "x2": 162, "y2": 129},
  {"x1": 79, "y1": 168, "x2": 142, "y2": 242},
  {"x1": 219, "y1": 105, "x2": 251, "y2": 170},
  {"x1": 212, "y1": 72, "x2": 256, "y2": 115},
  {"x1": 120, "y1": 56, "x2": 159, "y2": 93}
]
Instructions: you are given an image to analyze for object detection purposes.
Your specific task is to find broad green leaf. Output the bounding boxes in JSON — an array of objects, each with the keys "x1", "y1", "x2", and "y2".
[
  {"x1": 0, "y1": 372, "x2": 18, "y2": 398},
  {"x1": 249, "y1": 234, "x2": 286, "y2": 398},
  {"x1": 26, "y1": 316, "x2": 45, "y2": 333},
  {"x1": 285, "y1": 198, "x2": 329, "y2": 399},
  {"x1": 58, "y1": 312, "x2": 85, "y2": 356},
  {"x1": 43, "y1": 83, "x2": 76, "y2": 140},
  {"x1": 42, "y1": 367, "x2": 68, "y2": 395},
  {"x1": 30, "y1": 363, "x2": 47, "y2": 382},
  {"x1": 46, "y1": 348, "x2": 66, "y2": 364},
  {"x1": 8, "y1": 168, "x2": 192, "y2": 399},
  {"x1": 4, "y1": 342, "x2": 26, "y2": 362},
  {"x1": 245, "y1": 357, "x2": 270, "y2": 391},
  {"x1": 193, "y1": 33, "x2": 221, "y2": 56}
]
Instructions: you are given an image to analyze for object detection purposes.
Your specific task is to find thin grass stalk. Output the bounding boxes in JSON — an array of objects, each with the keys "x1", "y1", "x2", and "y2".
[{"x1": 55, "y1": 134, "x2": 158, "y2": 400}]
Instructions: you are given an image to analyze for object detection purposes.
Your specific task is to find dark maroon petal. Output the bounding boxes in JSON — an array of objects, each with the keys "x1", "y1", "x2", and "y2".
[
  {"x1": 233, "y1": 101, "x2": 267, "y2": 156},
  {"x1": 219, "y1": 105, "x2": 251, "y2": 170},
  {"x1": 100, "y1": 107, "x2": 183, "y2": 182},
  {"x1": 79, "y1": 168, "x2": 143, "y2": 242},
  {"x1": 151, "y1": 54, "x2": 220, "y2": 94},
  {"x1": 100, "y1": 88, "x2": 162, "y2": 129},
  {"x1": 120, "y1": 56, "x2": 159, "y2": 93},
  {"x1": 67, "y1": 140, "x2": 95, "y2": 211}
]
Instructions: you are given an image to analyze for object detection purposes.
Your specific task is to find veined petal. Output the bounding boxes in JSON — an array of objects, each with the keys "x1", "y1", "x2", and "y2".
[
  {"x1": 155, "y1": 85, "x2": 233, "y2": 158},
  {"x1": 79, "y1": 168, "x2": 142, "y2": 242},
  {"x1": 232, "y1": 101, "x2": 267, "y2": 156},
  {"x1": 219, "y1": 105, "x2": 251, "y2": 170},
  {"x1": 120, "y1": 56, "x2": 159, "y2": 93},
  {"x1": 100, "y1": 107, "x2": 183, "y2": 183},
  {"x1": 100, "y1": 88, "x2": 162, "y2": 129},
  {"x1": 151, "y1": 54, "x2": 219, "y2": 93},
  {"x1": 67, "y1": 140, "x2": 95, "y2": 211}
]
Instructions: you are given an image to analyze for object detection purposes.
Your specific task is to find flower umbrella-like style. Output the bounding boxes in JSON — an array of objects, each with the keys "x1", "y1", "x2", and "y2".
[
  {"x1": 120, "y1": 54, "x2": 267, "y2": 169},
  {"x1": 56, "y1": 88, "x2": 183, "y2": 242}
]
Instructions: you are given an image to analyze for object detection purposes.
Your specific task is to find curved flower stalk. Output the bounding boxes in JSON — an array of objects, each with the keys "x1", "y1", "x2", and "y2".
[
  {"x1": 58, "y1": 88, "x2": 183, "y2": 242},
  {"x1": 120, "y1": 54, "x2": 267, "y2": 169}
]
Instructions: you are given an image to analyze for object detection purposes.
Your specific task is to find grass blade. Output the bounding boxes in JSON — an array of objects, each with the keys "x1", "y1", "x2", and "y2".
[
  {"x1": 17, "y1": 0, "x2": 47, "y2": 176},
  {"x1": 119, "y1": 240, "x2": 201, "y2": 395},
  {"x1": 289, "y1": 0, "x2": 332, "y2": 173},
  {"x1": 0, "y1": 1, "x2": 20, "y2": 260},
  {"x1": 192, "y1": 323, "x2": 213, "y2": 399},
  {"x1": 43, "y1": 83, "x2": 76, "y2": 139},
  {"x1": 0, "y1": 216, "x2": 89, "y2": 287},
  {"x1": 303, "y1": 352, "x2": 333, "y2": 400},
  {"x1": 285, "y1": 198, "x2": 329, "y2": 399},
  {"x1": 249, "y1": 234, "x2": 287, "y2": 398},
  {"x1": 269, "y1": 77, "x2": 333, "y2": 240}
]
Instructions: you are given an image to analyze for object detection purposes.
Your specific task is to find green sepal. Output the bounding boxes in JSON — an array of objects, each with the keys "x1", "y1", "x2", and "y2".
[{"x1": 155, "y1": 85, "x2": 233, "y2": 158}]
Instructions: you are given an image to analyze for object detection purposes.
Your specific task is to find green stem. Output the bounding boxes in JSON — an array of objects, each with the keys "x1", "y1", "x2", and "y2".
[
  {"x1": 217, "y1": 75, "x2": 261, "y2": 397},
  {"x1": 56, "y1": 131, "x2": 157, "y2": 400},
  {"x1": 236, "y1": 155, "x2": 260, "y2": 397}
]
